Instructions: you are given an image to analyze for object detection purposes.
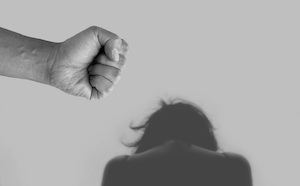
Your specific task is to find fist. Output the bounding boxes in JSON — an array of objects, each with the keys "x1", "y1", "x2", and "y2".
[{"x1": 49, "y1": 26, "x2": 129, "y2": 99}]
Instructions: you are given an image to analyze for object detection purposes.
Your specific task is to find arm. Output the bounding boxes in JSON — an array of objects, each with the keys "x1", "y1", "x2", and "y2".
[
  {"x1": 0, "y1": 27, "x2": 55, "y2": 84},
  {"x1": 0, "y1": 26, "x2": 128, "y2": 99}
]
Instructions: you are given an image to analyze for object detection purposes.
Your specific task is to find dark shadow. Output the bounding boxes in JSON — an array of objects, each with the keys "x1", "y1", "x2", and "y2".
[{"x1": 102, "y1": 98, "x2": 252, "y2": 186}]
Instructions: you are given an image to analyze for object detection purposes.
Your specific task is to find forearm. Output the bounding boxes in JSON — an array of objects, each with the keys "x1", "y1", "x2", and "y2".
[{"x1": 0, "y1": 27, "x2": 57, "y2": 85}]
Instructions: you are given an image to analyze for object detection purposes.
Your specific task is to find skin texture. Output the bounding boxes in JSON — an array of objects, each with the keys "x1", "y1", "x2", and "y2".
[
  {"x1": 0, "y1": 26, "x2": 129, "y2": 99},
  {"x1": 49, "y1": 26, "x2": 129, "y2": 99}
]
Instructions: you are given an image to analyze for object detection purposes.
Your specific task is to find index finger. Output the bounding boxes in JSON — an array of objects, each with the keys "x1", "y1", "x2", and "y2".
[
  {"x1": 90, "y1": 26, "x2": 119, "y2": 46},
  {"x1": 93, "y1": 54, "x2": 126, "y2": 70}
]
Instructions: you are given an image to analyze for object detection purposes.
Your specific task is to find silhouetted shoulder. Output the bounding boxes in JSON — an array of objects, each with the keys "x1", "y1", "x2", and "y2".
[
  {"x1": 224, "y1": 152, "x2": 251, "y2": 173},
  {"x1": 102, "y1": 155, "x2": 129, "y2": 186},
  {"x1": 106, "y1": 155, "x2": 129, "y2": 167},
  {"x1": 223, "y1": 152, "x2": 253, "y2": 186}
]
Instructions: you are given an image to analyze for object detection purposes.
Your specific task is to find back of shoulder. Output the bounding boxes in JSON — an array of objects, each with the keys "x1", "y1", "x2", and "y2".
[
  {"x1": 105, "y1": 155, "x2": 129, "y2": 170},
  {"x1": 223, "y1": 152, "x2": 251, "y2": 170},
  {"x1": 102, "y1": 155, "x2": 129, "y2": 186},
  {"x1": 223, "y1": 152, "x2": 253, "y2": 186}
]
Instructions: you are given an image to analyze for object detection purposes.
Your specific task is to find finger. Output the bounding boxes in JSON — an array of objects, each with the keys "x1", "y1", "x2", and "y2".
[
  {"x1": 94, "y1": 54, "x2": 126, "y2": 70},
  {"x1": 90, "y1": 26, "x2": 129, "y2": 61},
  {"x1": 88, "y1": 64, "x2": 121, "y2": 83},
  {"x1": 119, "y1": 39, "x2": 129, "y2": 56},
  {"x1": 90, "y1": 26, "x2": 119, "y2": 46},
  {"x1": 89, "y1": 75, "x2": 113, "y2": 97},
  {"x1": 90, "y1": 87, "x2": 104, "y2": 99},
  {"x1": 105, "y1": 39, "x2": 129, "y2": 61},
  {"x1": 105, "y1": 38, "x2": 122, "y2": 62}
]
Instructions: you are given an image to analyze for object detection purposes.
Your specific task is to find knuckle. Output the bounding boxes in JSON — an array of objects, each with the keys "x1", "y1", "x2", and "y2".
[
  {"x1": 89, "y1": 25, "x2": 98, "y2": 31},
  {"x1": 118, "y1": 57, "x2": 126, "y2": 69},
  {"x1": 111, "y1": 68, "x2": 121, "y2": 77},
  {"x1": 118, "y1": 55, "x2": 126, "y2": 64},
  {"x1": 122, "y1": 39, "x2": 129, "y2": 49}
]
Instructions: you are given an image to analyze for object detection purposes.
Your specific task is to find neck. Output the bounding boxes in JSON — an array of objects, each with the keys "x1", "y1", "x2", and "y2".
[{"x1": 162, "y1": 139, "x2": 190, "y2": 146}]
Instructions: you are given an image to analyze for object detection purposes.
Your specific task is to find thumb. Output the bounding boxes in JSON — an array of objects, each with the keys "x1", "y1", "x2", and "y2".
[{"x1": 104, "y1": 38, "x2": 122, "y2": 62}]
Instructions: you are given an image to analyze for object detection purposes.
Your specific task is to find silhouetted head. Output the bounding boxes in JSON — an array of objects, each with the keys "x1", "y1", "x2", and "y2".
[{"x1": 127, "y1": 98, "x2": 219, "y2": 154}]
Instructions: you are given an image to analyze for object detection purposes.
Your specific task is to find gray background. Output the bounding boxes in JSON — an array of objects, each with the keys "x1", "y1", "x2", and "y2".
[{"x1": 0, "y1": 0, "x2": 299, "y2": 186}]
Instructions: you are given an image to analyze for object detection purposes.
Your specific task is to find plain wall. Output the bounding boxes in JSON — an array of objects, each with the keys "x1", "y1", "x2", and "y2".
[{"x1": 0, "y1": 0, "x2": 299, "y2": 186}]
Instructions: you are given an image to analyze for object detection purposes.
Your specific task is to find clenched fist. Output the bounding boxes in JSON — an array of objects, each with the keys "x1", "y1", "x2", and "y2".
[{"x1": 49, "y1": 26, "x2": 129, "y2": 99}]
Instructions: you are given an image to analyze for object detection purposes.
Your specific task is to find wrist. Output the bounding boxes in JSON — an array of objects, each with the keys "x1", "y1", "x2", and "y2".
[
  {"x1": 23, "y1": 40, "x2": 60, "y2": 86},
  {"x1": 45, "y1": 42, "x2": 60, "y2": 86},
  {"x1": 0, "y1": 27, "x2": 61, "y2": 86}
]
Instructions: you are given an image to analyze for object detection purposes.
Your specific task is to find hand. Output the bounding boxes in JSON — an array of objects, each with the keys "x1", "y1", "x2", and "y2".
[{"x1": 49, "y1": 26, "x2": 128, "y2": 99}]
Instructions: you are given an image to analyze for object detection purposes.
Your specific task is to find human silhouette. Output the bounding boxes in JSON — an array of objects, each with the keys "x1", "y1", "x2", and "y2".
[{"x1": 102, "y1": 98, "x2": 252, "y2": 186}]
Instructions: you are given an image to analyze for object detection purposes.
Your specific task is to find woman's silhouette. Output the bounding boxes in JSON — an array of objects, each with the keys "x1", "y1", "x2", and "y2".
[{"x1": 102, "y1": 98, "x2": 252, "y2": 186}]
